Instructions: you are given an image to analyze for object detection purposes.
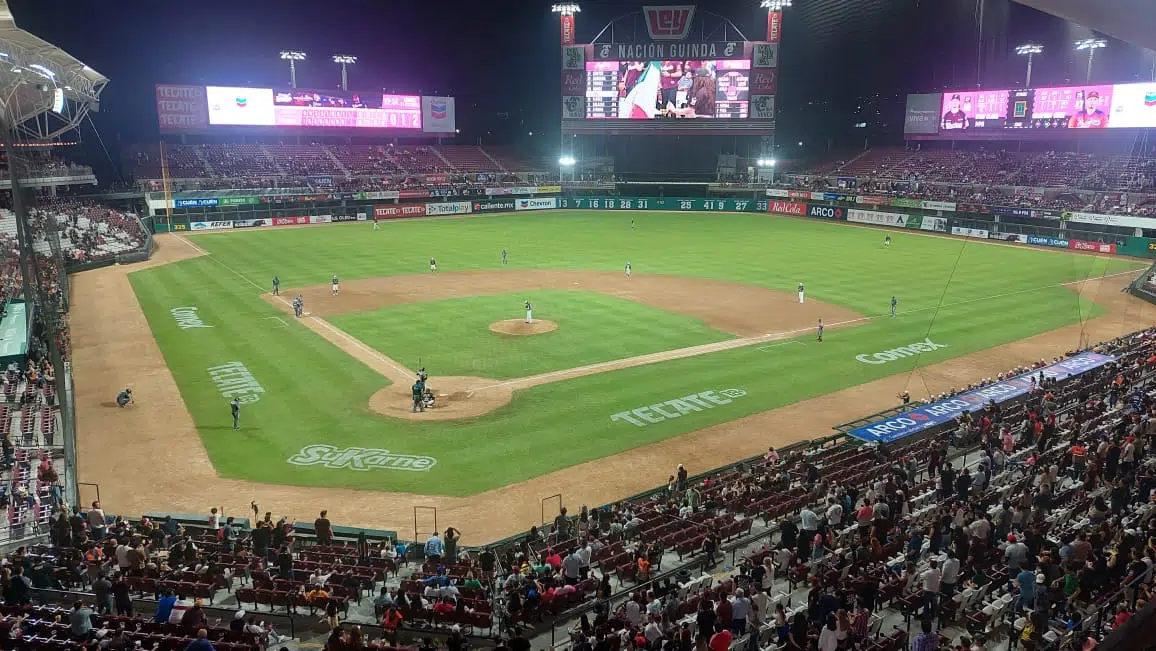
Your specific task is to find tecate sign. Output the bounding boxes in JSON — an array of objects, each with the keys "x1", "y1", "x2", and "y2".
[
  {"x1": 855, "y1": 338, "x2": 947, "y2": 365},
  {"x1": 287, "y1": 444, "x2": 437, "y2": 472},
  {"x1": 611, "y1": 388, "x2": 747, "y2": 427},
  {"x1": 516, "y1": 197, "x2": 558, "y2": 211},
  {"x1": 375, "y1": 204, "x2": 427, "y2": 218},
  {"x1": 769, "y1": 201, "x2": 805, "y2": 215}
]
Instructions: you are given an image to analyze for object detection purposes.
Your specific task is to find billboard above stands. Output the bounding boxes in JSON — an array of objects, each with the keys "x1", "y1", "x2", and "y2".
[
  {"x1": 157, "y1": 85, "x2": 209, "y2": 133},
  {"x1": 1064, "y1": 210, "x2": 1152, "y2": 229},
  {"x1": 912, "y1": 81, "x2": 1156, "y2": 139},
  {"x1": 903, "y1": 94, "x2": 941, "y2": 135},
  {"x1": 421, "y1": 96, "x2": 456, "y2": 133}
]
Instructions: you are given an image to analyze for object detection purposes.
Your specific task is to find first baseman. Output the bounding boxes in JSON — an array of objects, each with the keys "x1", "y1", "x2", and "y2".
[{"x1": 331, "y1": 274, "x2": 340, "y2": 296}]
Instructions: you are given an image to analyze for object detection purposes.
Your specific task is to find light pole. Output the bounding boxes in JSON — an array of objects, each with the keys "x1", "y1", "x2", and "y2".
[
  {"x1": 332, "y1": 55, "x2": 357, "y2": 91},
  {"x1": 757, "y1": 158, "x2": 777, "y2": 184},
  {"x1": 760, "y1": 0, "x2": 791, "y2": 40},
  {"x1": 559, "y1": 156, "x2": 576, "y2": 182},
  {"x1": 552, "y1": 3, "x2": 581, "y2": 45},
  {"x1": 280, "y1": 51, "x2": 306, "y2": 88},
  {"x1": 1074, "y1": 39, "x2": 1106, "y2": 83},
  {"x1": 1014, "y1": 44, "x2": 1042, "y2": 87}
]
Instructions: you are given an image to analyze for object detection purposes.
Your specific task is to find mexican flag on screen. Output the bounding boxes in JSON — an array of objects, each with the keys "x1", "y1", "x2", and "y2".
[{"x1": 620, "y1": 62, "x2": 661, "y2": 119}]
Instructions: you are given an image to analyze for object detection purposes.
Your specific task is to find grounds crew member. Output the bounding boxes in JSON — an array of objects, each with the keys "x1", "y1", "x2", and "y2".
[{"x1": 116, "y1": 387, "x2": 133, "y2": 408}]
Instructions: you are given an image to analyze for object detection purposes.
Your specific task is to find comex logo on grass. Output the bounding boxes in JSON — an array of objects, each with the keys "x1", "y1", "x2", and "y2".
[
  {"x1": 207, "y1": 361, "x2": 265, "y2": 404},
  {"x1": 855, "y1": 338, "x2": 947, "y2": 365},
  {"x1": 170, "y1": 307, "x2": 213, "y2": 329},
  {"x1": 288, "y1": 444, "x2": 438, "y2": 472},
  {"x1": 611, "y1": 389, "x2": 747, "y2": 428}
]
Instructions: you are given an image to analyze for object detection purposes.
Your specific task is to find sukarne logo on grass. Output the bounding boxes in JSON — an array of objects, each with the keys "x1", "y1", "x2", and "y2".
[
  {"x1": 611, "y1": 388, "x2": 747, "y2": 427},
  {"x1": 288, "y1": 444, "x2": 437, "y2": 472},
  {"x1": 854, "y1": 338, "x2": 947, "y2": 365}
]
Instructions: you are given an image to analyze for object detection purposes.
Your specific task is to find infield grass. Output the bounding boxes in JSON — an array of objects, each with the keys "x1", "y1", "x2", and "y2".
[{"x1": 124, "y1": 211, "x2": 1143, "y2": 495}]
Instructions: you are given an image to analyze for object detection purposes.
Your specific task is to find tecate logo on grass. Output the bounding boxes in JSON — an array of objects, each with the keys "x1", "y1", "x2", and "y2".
[
  {"x1": 855, "y1": 338, "x2": 947, "y2": 365},
  {"x1": 287, "y1": 444, "x2": 438, "y2": 472},
  {"x1": 170, "y1": 307, "x2": 212, "y2": 329},
  {"x1": 207, "y1": 361, "x2": 264, "y2": 403},
  {"x1": 611, "y1": 389, "x2": 747, "y2": 427}
]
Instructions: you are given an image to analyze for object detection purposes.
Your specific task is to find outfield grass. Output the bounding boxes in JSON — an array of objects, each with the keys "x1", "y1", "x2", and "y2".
[
  {"x1": 328, "y1": 290, "x2": 734, "y2": 379},
  {"x1": 125, "y1": 212, "x2": 1143, "y2": 495}
]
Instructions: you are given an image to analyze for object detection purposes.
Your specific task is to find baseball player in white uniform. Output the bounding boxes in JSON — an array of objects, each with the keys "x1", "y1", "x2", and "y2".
[
  {"x1": 331, "y1": 275, "x2": 340, "y2": 296},
  {"x1": 429, "y1": 257, "x2": 437, "y2": 272},
  {"x1": 625, "y1": 261, "x2": 631, "y2": 278},
  {"x1": 798, "y1": 282, "x2": 805, "y2": 304},
  {"x1": 524, "y1": 299, "x2": 533, "y2": 324}
]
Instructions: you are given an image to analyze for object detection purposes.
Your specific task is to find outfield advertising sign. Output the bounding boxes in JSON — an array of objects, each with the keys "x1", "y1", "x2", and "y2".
[
  {"x1": 425, "y1": 201, "x2": 472, "y2": 216},
  {"x1": 559, "y1": 197, "x2": 768, "y2": 212},
  {"x1": 951, "y1": 226, "x2": 989, "y2": 239},
  {"x1": 472, "y1": 199, "x2": 516, "y2": 212},
  {"x1": 890, "y1": 198, "x2": 921, "y2": 209},
  {"x1": 769, "y1": 200, "x2": 806, "y2": 215},
  {"x1": 516, "y1": 197, "x2": 558, "y2": 211},
  {"x1": 806, "y1": 204, "x2": 844, "y2": 220},
  {"x1": 176, "y1": 198, "x2": 219, "y2": 209},
  {"x1": 1069, "y1": 238, "x2": 1117, "y2": 254},
  {"x1": 920, "y1": 216, "x2": 947, "y2": 232},
  {"x1": 847, "y1": 209, "x2": 908, "y2": 227},
  {"x1": 189, "y1": 221, "x2": 233, "y2": 231},
  {"x1": 990, "y1": 206, "x2": 1033, "y2": 218},
  {"x1": 331, "y1": 214, "x2": 360, "y2": 223},
  {"x1": 921, "y1": 200, "x2": 956, "y2": 212},
  {"x1": 1025, "y1": 234, "x2": 1070, "y2": 248},
  {"x1": 375, "y1": 204, "x2": 427, "y2": 218},
  {"x1": 232, "y1": 218, "x2": 268, "y2": 228},
  {"x1": 848, "y1": 352, "x2": 1116, "y2": 443},
  {"x1": 219, "y1": 196, "x2": 260, "y2": 207},
  {"x1": 271, "y1": 216, "x2": 310, "y2": 226}
]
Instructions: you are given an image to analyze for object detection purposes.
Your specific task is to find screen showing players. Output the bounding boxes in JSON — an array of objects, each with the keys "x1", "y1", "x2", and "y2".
[
  {"x1": 584, "y1": 59, "x2": 750, "y2": 119},
  {"x1": 935, "y1": 81, "x2": 1156, "y2": 133}
]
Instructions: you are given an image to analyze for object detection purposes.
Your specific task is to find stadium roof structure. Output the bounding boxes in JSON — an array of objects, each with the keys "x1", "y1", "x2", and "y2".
[
  {"x1": 1015, "y1": 0, "x2": 1156, "y2": 53},
  {"x1": 0, "y1": 0, "x2": 107, "y2": 141}
]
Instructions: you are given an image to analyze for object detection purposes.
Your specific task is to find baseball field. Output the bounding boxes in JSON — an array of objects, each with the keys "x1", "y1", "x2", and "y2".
[{"x1": 69, "y1": 210, "x2": 1156, "y2": 540}]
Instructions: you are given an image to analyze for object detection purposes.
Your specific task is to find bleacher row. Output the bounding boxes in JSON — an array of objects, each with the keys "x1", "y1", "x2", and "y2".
[{"x1": 126, "y1": 143, "x2": 535, "y2": 180}]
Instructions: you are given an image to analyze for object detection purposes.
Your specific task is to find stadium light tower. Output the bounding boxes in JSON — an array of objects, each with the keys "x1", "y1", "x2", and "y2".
[
  {"x1": 552, "y1": 3, "x2": 581, "y2": 46},
  {"x1": 756, "y1": 158, "x2": 776, "y2": 184},
  {"x1": 280, "y1": 51, "x2": 307, "y2": 88},
  {"x1": 1074, "y1": 38, "x2": 1107, "y2": 83},
  {"x1": 333, "y1": 55, "x2": 357, "y2": 91},
  {"x1": 1015, "y1": 44, "x2": 1043, "y2": 87},
  {"x1": 559, "y1": 155, "x2": 576, "y2": 182}
]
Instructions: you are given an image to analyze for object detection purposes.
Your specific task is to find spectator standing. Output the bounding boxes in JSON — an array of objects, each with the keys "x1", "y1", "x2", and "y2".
[
  {"x1": 92, "y1": 573, "x2": 112, "y2": 614},
  {"x1": 424, "y1": 532, "x2": 444, "y2": 560},
  {"x1": 69, "y1": 600, "x2": 93, "y2": 640},
  {"x1": 444, "y1": 527, "x2": 460, "y2": 562},
  {"x1": 112, "y1": 575, "x2": 133, "y2": 616},
  {"x1": 184, "y1": 629, "x2": 216, "y2": 651},
  {"x1": 940, "y1": 551, "x2": 961, "y2": 600},
  {"x1": 911, "y1": 619, "x2": 938, "y2": 651},
  {"x1": 315, "y1": 510, "x2": 333, "y2": 545},
  {"x1": 730, "y1": 589, "x2": 750, "y2": 634}
]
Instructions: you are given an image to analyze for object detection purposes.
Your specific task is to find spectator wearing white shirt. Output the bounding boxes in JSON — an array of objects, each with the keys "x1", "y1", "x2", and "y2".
[
  {"x1": 562, "y1": 551, "x2": 582, "y2": 586},
  {"x1": 576, "y1": 543, "x2": 592, "y2": 579},
  {"x1": 643, "y1": 616, "x2": 664, "y2": 644},
  {"x1": 940, "y1": 551, "x2": 961, "y2": 599},
  {"x1": 730, "y1": 588, "x2": 751, "y2": 634},
  {"x1": 919, "y1": 559, "x2": 941, "y2": 618},
  {"x1": 825, "y1": 499, "x2": 843, "y2": 529},
  {"x1": 622, "y1": 594, "x2": 643, "y2": 626}
]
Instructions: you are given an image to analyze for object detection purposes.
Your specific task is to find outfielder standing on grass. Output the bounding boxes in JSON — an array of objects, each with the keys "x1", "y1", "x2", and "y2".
[
  {"x1": 373, "y1": 214, "x2": 380, "y2": 231},
  {"x1": 230, "y1": 397, "x2": 240, "y2": 431},
  {"x1": 501, "y1": 249, "x2": 508, "y2": 265},
  {"x1": 429, "y1": 257, "x2": 437, "y2": 272},
  {"x1": 798, "y1": 282, "x2": 805, "y2": 304},
  {"x1": 625, "y1": 261, "x2": 631, "y2": 278},
  {"x1": 817, "y1": 318, "x2": 824, "y2": 342},
  {"x1": 891, "y1": 296, "x2": 898, "y2": 318}
]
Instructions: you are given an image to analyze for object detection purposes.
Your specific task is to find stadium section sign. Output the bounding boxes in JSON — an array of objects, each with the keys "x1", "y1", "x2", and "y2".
[{"x1": 848, "y1": 352, "x2": 1116, "y2": 443}]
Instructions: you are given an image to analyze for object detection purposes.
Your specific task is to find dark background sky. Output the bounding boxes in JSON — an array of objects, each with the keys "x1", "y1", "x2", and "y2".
[{"x1": 7, "y1": 0, "x2": 1156, "y2": 160}]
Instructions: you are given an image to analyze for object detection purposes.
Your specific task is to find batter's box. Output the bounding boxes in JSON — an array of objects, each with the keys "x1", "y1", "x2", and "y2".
[{"x1": 756, "y1": 341, "x2": 802, "y2": 353}]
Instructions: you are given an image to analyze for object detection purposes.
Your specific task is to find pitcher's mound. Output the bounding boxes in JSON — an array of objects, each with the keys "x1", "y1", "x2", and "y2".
[
  {"x1": 369, "y1": 376, "x2": 513, "y2": 421},
  {"x1": 489, "y1": 319, "x2": 558, "y2": 336}
]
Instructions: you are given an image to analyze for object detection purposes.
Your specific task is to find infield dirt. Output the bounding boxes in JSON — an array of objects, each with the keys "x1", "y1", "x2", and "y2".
[{"x1": 70, "y1": 234, "x2": 1156, "y2": 543}]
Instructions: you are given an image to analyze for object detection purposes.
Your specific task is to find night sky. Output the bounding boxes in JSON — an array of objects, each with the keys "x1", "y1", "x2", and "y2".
[{"x1": 7, "y1": 0, "x2": 1155, "y2": 155}]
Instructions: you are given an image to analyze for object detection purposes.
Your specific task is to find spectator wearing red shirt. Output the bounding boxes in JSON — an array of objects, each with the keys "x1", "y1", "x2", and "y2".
[{"x1": 708, "y1": 624, "x2": 733, "y2": 651}]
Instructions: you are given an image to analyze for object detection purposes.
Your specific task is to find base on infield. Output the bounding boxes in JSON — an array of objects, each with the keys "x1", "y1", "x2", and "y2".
[
  {"x1": 368, "y1": 376, "x2": 513, "y2": 421},
  {"x1": 489, "y1": 319, "x2": 558, "y2": 336}
]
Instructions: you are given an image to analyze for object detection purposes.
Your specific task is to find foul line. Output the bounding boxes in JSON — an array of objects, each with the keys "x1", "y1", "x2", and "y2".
[
  {"x1": 172, "y1": 234, "x2": 415, "y2": 380},
  {"x1": 266, "y1": 316, "x2": 289, "y2": 328},
  {"x1": 757, "y1": 341, "x2": 802, "y2": 352}
]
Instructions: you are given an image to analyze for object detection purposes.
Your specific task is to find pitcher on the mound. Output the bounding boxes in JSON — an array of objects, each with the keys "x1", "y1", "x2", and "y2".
[
  {"x1": 331, "y1": 274, "x2": 340, "y2": 296},
  {"x1": 798, "y1": 282, "x2": 805, "y2": 304},
  {"x1": 524, "y1": 299, "x2": 533, "y2": 324}
]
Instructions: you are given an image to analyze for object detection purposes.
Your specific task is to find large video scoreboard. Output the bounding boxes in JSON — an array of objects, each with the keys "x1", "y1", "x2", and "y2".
[
  {"x1": 562, "y1": 39, "x2": 778, "y2": 135},
  {"x1": 904, "y1": 81, "x2": 1156, "y2": 139}
]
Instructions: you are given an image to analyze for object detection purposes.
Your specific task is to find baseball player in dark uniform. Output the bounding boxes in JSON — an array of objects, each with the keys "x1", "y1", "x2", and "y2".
[
  {"x1": 116, "y1": 387, "x2": 133, "y2": 408},
  {"x1": 293, "y1": 295, "x2": 303, "y2": 318},
  {"x1": 501, "y1": 249, "x2": 508, "y2": 265},
  {"x1": 411, "y1": 382, "x2": 423, "y2": 412},
  {"x1": 230, "y1": 397, "x2": 240, "y2": 430},
  {"x1": 373, "y1": 214, "x2": 381, "y2": 231},
  {"x1": 890, "y1": 296, "x2": 898, "y2": 318},
  {"x1": 272, "y1": 276, "x2": 280, "y2": 296},
  {"x1": 816, "y1": 318, "x2": 823, "y2": 342},
  {"x1": 883, "y1": 235, "x2": 891, "y2": 248}
]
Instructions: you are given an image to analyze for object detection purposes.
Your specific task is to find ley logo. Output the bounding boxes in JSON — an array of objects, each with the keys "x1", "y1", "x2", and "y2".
[{"x1": 643, "y1": 5, "x2": 696, "y2": 40}]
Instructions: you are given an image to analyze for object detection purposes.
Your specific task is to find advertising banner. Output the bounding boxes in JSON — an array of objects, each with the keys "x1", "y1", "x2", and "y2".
[
  {"x1": 857, "y1": 195, "x2": 890, "y2": 206},
  {"x1": 189, "y1": 221, "x2": 233, "y2": 231},
  {"x1": 374, "y1": 204, "x2": 427, "y2": 219},
  {"x1": 272, "y1": 216, "x2": 310, "y2": 226},
  {"x1": 423, "y1": 173, "x2": 448, "y2": 184},
  {"x1": 312, "y1": 215, "x2": 333, "y2": 224},
  {"x1": 361, "y1": 191, "x2": 399, "y2": 200},
  {"x1": 510, "y1": 186, "x2": 540, "y2": 195},
  {"x1": 751, "y1": 42, "x2": 778, "y2": 68},
  {"x1": 309, "y1": 176, "x2": 333, "y2": 187},
  {"x1": 219, "y1": 196, "x2": 260, "y2": 206},
  {"x1": 535, "y1": 185, "x2": 563, "y2": 193},
  {"x1": 399, "y1": 189, "x2": 430, "y2": 199},
  {"x1": 848, "y1": 352, "x2": 1116, "y2": 443},
  {"x1": 904, "y1": 216, "x2": 924, "y2": 229},
  {"x1": 516, "y1": 197, "x2": 558, "y2": 211},
  {"x1": 1069, "y1": 239, "x2": 1117, "y2": 254},
  {"x1": 766, "y1": 10, "x2": 782, "y2": 43},
  {"x1": 562, "y1": 70, "x2": 586, "y2": 97},
  {"x1": 560, "y1": 13, "x2": 576, "y2": 45},
  {"x1": 769, "y1": 200, "x2": 806, "y2": 215},
  {"x1": 822, "y1": 192, "x2": 857, "y2": 203},
  {"x1": 331, "y1": 214, "x2": 360, "y2": 223},
  {"x1": 951, "y1": 226, "x2": 990, "y2": 239},
  {"x1": 749, "y1": 68, "x2": 778, "y2": 95},
  {"x1": 1025, "y1": 234, "x2": 1070, "y2": 248},
  {"x1": 902, "y1": 93, "x2": 942, "y2": 135},
  {"x1": 156, "y1": 85, "x2": 209, "y2": 133},
  {"x1": 428, "y1": 188, "x2": 456, "y2": 197},
  {"x1": 990, "y1": 206, "x2": 1033, "y2": 218},
  {"x1": 920, "y1": 217, "x2": 948, "y2": 232},
  {"x1": 421, "y1": 96, "x2": 456, "y2": 134},
  {"x1": 955, "y1": 203, "x2": 990, "y2": 214},
  {"x1": 472, "y1": 199, "x2": 516, "y2": 213},
  {"x1": 590, "y1": 41, "x2": 746, "y2": 61},
  {"x1": 1065, "y1": 211, "x2": 1149, "y2": 229},
  {"x1": 921, "y1": 200, "x2": 956, "y2": 212},
  {"x1": 787, "y1": 190, "x2": 811, "y2": 200},
  {"x1": 766, "y1": 188, "x2": 790, "y2": 198},
  {"x1": 642, "y1": 5, "x2": 697, "y2": 40},
  {"x1": 425, "y1": 201, "x2": 472, "y2": 217},
  {"x1": 562, "y1": 45, "x2": 585, "y2": 71},
  {"x1": 487, "y1": 187, "x2": 513, "y2": 196},
  {"x1": 890, "y1": 197, "x2": 921, "y2": 209},
  {"x1": 847, "y1": 209, "x2": 908, "y2": 228},
  {"x1": 232, "y1": 218, "x2": 268, "y2": 228},
  {"x1": 806, "y1": 204, "x2": 845, "y2": 220},
  {"x1": 175, "y1": 198, "x2": 219, "y2": 209}
]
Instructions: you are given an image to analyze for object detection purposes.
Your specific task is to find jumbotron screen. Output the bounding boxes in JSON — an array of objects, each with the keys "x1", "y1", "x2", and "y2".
[
  {"x1": 911, "y1": 80, "x2": 1156, "y2": 136},
  {"x1": 584, "y1": 60, "x2": 751, "y2": 119},
  {"x1": 207, "y1": 86, "x2": 422, "y2": 129}
]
